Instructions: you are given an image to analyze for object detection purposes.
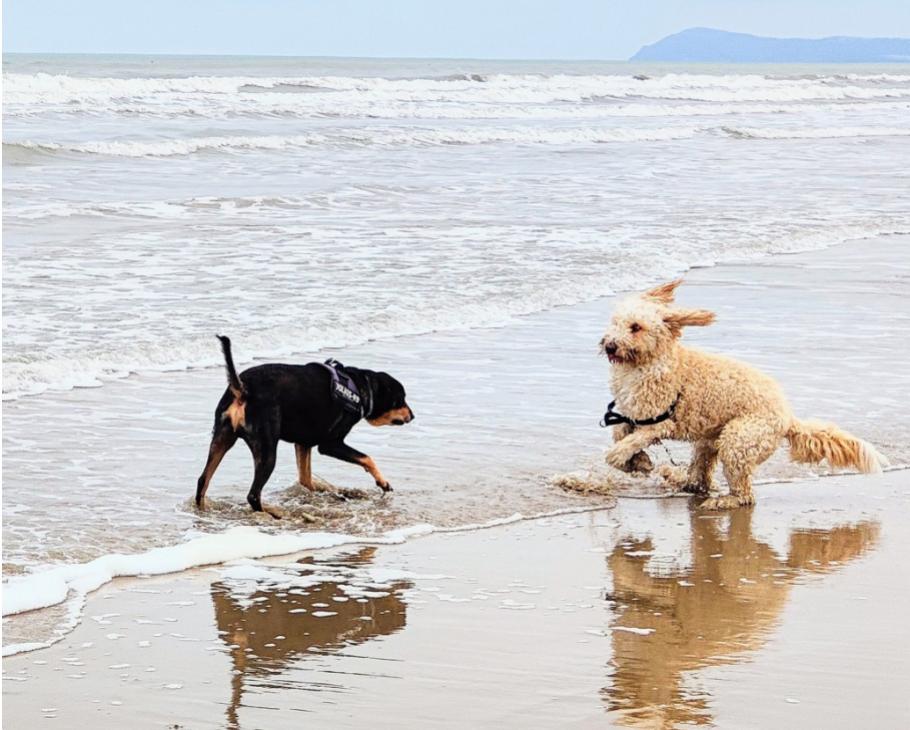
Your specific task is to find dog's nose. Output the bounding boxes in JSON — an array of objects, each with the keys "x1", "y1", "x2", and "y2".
[{"x1": 603, "y1": 341, "x2": 618, "y2": 356}]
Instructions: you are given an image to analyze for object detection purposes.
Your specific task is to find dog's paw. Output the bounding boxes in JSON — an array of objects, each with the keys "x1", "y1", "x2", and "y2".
[
  {"x1": 657, "y1": 464, "x2": 689, "y2": 489},
  {"x1": 628, "y1": 451, "x2": 654, "y2": 474},
  {"x1": 376, "y1": 480, "x2": 393, "y2": 493},
  {"x1": 605, "y1": 449, "x2": 631, "y2": 471},
  {"x1": 606, "y1": 449, "x2": 652, "y2": 474},
  {"x1": 700, "y1": 494, "x2": 752, "y2": 511}
]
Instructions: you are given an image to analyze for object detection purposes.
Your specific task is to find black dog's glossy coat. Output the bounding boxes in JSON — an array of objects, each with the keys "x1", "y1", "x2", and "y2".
[{"x1": 195, "y1": 337, "x2": 413, "y2": 517}]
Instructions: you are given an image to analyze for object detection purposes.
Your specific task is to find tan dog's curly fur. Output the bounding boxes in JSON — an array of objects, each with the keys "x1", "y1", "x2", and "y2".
[{"x1": 599, "y1": 279, "x2": 887, "y2": 509}]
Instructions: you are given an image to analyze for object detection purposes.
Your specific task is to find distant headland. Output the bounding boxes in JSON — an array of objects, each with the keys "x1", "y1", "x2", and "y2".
[{"x1": 631, "y1": 27, "x2": 910, "y2": 63}]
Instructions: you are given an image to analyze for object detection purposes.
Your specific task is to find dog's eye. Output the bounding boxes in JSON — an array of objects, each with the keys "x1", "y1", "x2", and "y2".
[{"x1": 630, "y1": 323, "x2": 642, "y2": 333}]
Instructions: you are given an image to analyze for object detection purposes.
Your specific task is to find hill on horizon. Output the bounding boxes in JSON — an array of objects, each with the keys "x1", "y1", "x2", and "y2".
[{"x1": 631, "y1": 27, "x2": 910, "y2": 63}]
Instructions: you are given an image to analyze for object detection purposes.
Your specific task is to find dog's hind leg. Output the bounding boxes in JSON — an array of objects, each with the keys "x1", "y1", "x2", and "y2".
[
  {"x1": 682, "y1": 439, "x2": 718, "y2": 495},
  {"x1": 246, "y1": 438, "x2": 280, "y2": 518},
  {"x1": 196, "y1": 426, "x2": 238, "y2": 508},
  {"x1": 703, "y1": 415, "x2": 783, "y2": 510},
  {"x1": 295, "y1": 444, "x2": 314, "y2": 490}
]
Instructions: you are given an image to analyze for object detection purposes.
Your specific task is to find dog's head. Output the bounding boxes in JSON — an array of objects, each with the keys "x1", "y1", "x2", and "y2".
[
  {"x1": 599, "y1": 279, "x2": 715, "y2": 366},
  {"x1": 365, "y1": 372, "x2": 415, "y2": 427}
]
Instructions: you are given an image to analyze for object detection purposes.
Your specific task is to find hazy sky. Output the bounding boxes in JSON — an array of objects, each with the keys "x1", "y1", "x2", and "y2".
[{"x1": 4, "y1": 0, "x2": 910, "y2": 59}]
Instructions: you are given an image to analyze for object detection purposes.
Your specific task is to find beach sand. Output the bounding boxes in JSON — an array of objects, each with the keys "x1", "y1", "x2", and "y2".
[
  {"x1": 3, "y1": 236, "x2": 910, "y2": 727},
  {"x1": 3, "y1": 474, "x2": 908, "y2": 728}
]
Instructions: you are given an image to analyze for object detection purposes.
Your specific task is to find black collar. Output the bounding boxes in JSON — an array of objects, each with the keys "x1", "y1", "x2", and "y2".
[{"x1": 600, "y1": 394, "x2": 679, "y2": 429}]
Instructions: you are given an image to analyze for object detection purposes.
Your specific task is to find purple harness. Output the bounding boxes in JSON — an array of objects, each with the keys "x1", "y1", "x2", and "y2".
[{"x1": 320, "y1": 359, "x2": 370, "y2": 420}]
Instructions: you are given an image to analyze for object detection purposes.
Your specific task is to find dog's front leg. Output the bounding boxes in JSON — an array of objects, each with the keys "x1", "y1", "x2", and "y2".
[
  {"x1": 606, "y1": 424, "x2": 672, "y2": 472},
  {"x1": 612, "y1": 424, "x2": 653, "y2": 474},
  {"x1": 318, "y1": 441, "x2": 392, "y2": 492}
]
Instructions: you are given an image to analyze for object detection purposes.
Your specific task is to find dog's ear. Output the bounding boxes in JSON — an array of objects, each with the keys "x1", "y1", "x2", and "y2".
[
  {"x1": 663, "y1": 308, "x2": 716, "y2": 336},
  {"x1": 643, "y1": 278, "x2": 683, "y2": 304}
]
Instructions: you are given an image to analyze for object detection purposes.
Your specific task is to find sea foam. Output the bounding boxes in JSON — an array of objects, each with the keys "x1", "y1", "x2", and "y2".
[{"x1": 1, "y1": 507, "x2": 599, "y2": 656}]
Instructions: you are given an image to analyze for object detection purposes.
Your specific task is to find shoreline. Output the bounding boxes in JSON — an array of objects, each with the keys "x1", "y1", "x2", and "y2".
[
  {"x1": 3, "y1": 472, "x2": 908, "y2": 728},
  {"x1": 4, "y1": 232, "x2": 910, "y2": 667}
]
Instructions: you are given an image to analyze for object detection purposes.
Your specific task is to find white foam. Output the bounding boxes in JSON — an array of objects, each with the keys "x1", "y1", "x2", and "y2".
[
  {"x1": 8, "y1": 125, "x2": 701, "y2": 158},
  {"x1": 4, "y1": 219, "x2": 906, "y2": 402},
  {"x1": 5, "y1": 71, "x2": 909, "y2": 115},
  {"x1": 722, "y1": 125, "x2": 910, "y2": 140},
  {"x1": 10, "y1": 118, "x2": 910, "y2": 158},
  {"x1": 0, "y1": 506, "x2": 607, "y2": 656}
]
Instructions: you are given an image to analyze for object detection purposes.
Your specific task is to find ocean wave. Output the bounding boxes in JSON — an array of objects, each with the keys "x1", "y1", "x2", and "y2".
[
  {"x1": 238, "y1": 81, "x2": 333, "y2": 93},
  {"x1": 9, "y1": 121, "x2": 906, "y2": 161},
  {"x1": 0, "y1": 271, "x2": 611, "y2": 399},
  {"x1": 838, "y1": 73, "x2": 910, "y2": 83},
  {"x1": 8, "y1": 96, "x2": 907, "y2": 122},
  {"x1": 721, "y1": 125, "x2": 910, "y2": 140},
  {"x1": 3, "y1": 221, "x2": 907, "y2": 401},
  {"x1": 3, "y1": 191, "x2": 416, "y2": 221},
  {"x1": 3, "y1": 194, "x2": 308, "y2": 221},
  {"x1": 5, "y1": 125, "x2": 702, "y2": 158},
  {"x1": 5, "y1": 71, "x2": 909, "y2": 111}
]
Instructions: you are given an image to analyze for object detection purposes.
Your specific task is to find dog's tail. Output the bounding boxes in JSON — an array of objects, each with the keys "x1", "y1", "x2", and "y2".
[
  {"x1": 217, "y1": 335, "x2": 246, "y2": 400},
  {"x1": 786, "y1": 418, "x2": 888, "y2": 474}
]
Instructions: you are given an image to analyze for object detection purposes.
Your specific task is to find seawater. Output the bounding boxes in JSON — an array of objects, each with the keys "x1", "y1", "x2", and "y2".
[{"x1": 3, "y1": 54, "x2": 909, "y2": 653}]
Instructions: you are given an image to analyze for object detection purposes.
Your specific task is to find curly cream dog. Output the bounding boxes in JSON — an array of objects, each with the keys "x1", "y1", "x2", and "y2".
[{"x1": 599, "y1": 279, "x2": 887, "y2": 509}]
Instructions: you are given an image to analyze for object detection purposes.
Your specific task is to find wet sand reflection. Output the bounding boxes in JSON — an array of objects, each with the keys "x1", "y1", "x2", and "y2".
[
  {"x1": 210, "y1": 547, "x2": 411, "y2": 728},
  {"x1": 603, "y1": 509, "x2": 880, "y2": 728}
]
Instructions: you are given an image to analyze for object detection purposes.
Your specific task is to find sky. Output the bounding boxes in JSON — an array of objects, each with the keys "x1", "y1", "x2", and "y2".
[{"x1": 4, "y1": 0, "x2": 910, "y2": 59}]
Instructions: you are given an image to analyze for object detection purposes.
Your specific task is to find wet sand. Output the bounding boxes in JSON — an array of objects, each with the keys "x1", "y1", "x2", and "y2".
[{"x1": 3, "y1": 473, "x2": 909, "y2": 728}]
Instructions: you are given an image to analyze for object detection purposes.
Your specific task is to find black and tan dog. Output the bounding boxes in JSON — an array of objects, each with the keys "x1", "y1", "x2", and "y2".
[{"x1": 195, "y1": 336, "x2": 414, "y2": 518}]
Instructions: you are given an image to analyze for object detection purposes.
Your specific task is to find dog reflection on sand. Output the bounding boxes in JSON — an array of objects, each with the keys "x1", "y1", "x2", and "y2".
[
  {"x1": 602, "y1": 510, "x2": 879, "y2": 728},
  {"x1": 211, "y1": 547, "x2": 411, "y2": 729}
]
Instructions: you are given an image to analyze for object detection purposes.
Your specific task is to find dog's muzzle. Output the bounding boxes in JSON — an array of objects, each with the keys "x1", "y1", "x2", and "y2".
[
  {"x1": 602, "y1": 342, "x2": 622, "y2": 363},
  {"x1": 392, "y1": 407, "x2": 415, "y2": 426}
]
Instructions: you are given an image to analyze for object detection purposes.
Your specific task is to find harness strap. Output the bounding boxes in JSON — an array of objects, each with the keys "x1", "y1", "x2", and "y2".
[
  {"x1": 320, "y1": 359, "x2": 368, "y2": 421},
  {"x1": 600, "y1": 395, "x2": 680, "y2": 429}
]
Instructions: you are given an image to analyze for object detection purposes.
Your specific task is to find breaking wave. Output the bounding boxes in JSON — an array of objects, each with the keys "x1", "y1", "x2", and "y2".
[
  {"x1": 9, "y1": 122, "x2": 907, "y2": 160},
  {"x1": 5, "y1": 126, "x2": 701, "y2": 157},
  {"x1": 5, "y1": 71, "x2": 910, "y2": 115},
  {"x1": 4, "y1": 220, "x2": 906, "y2": 401},
  {"x1": 720, "y1": 125, "x2": 910, "y2": 140}
]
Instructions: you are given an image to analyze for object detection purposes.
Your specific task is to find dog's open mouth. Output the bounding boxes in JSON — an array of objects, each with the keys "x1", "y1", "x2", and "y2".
[
  {"x1": 391, "y1": 418, "x2": 407, "y2": 426},
  {"x1": 604, "y1": 346, "x2": 632, "y2": 365}
]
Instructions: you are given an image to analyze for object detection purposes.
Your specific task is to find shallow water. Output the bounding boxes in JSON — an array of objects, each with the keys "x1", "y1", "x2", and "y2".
[
  {"x1": 3, "y1": 54, "x2": 910, "y2": 652},
  {"x1": 2, "y1": 239, "x2": 907, "y2": 571},
  {"x1": 4, "y1": 56, "x2": 910, "y2": 398},
  {"x1": 3, "y1": 238, "x2": 909, "y2": 653}
]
